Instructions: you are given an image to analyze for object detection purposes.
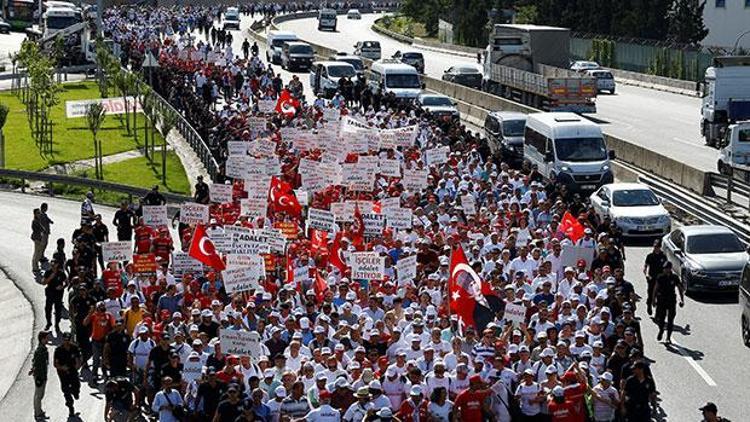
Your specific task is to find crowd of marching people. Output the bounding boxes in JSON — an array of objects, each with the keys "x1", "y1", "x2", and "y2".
[{"x1": 25, "y1": 4, "x2": 686, "y2": 422}]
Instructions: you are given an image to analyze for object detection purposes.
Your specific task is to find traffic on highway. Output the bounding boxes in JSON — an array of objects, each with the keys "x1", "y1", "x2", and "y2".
[{"x1": 0, "y1": 2, "x2": 746, "y2": 422}]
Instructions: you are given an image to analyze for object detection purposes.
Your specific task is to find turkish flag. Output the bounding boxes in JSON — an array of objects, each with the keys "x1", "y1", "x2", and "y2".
[
  {"x1": 269, "y1": 176, "x2": 302, "y2": 217},
  {"x1": 314, "y1": 269, "x2": 329, "y2": 303},
  {"x1": 310, "y1": 229, "x2": 329, "y2": 253},
  {"x1": 275, "y1": 89, "x2": 299, "y2": 118},
  {"x1": 448, "y1": 245, "x2": 500, "y2": 331},
  {"x1": 351, "y1": 203, "x2": 365, "y2": 250},
  {"x1": 286, "y1": 250, "x2": 295, "y2": 285},
  {"x1": 560, "y1": 211, "x2": 585, "y2": 243},
  {"x1": 188, "y1": 224, "x2": 226, "y2": 271},
  {"x1": 329, "y1": 231, "x2": 348, "y2": 275}
]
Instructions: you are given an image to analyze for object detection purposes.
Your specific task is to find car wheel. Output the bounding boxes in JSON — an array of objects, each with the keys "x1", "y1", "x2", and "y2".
[
  {"x1": 742, "y1": 315, "x2": 750, "y2": 347},
  {"x1": 610, "y1": 88, "x2": 615, "y2": 94}
]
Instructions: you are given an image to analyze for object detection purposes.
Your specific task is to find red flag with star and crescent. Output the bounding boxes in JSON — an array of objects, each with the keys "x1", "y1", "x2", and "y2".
[
  {"x1": 448, "y1": 244, "x2": 499, "y2": 331},
  {"x1": 275, "y1": 88, "x2": 299, "y2": 118},
  {"x1": 269, "y1": 176, "x2": 302, "y2": 217},
  {"x1": 329, "y1": 231, "x2": 348, "y2": 275},
  {"x1": 560, "y1": 211, "x2": 585, "y2": 243},
  {"x1": 188, "y1": 224, "x2": 225, "y2": 271},
  {"x1": 351, "y1": 203, "x2": 365, "y2": 250}
]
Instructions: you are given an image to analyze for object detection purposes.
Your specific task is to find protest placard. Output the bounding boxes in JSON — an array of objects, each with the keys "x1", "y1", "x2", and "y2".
[
  {"x1": 385, "y1": 207, "x2": 413, "y2": 230},
  {"x1": 209, "y1": 231, "x2": 231, "y2": 253},
  {"x1": 223, "y1": 266, "x2": 262, "y2": 293},
  {"x1": 351, "y1": 252, "x2": 385, "y2": 280},
  {"x1": 273, "y1": 221, "x2": 300, "y2": 240},
  {"x1": 425, "y1": 146, "x2": 449, "y2": 166},
  {"x1": 561, "y1": 245, "x2": 595, "y2": 269},
  {"x1": 101, "y1": 241, "x2": 132, "y2": 262},
  {"x1": 308, "y1": 208, "x2": 336, "y2": 233},
  {"x1": 348, "y1": 200, "x2": 374, "y2": 214},
  {"x1": 142, "y1": 205, "x2": 168, "y2": 227},
  {"x1": 461, "y1": 194, "x2": 476, "y2": 215},
  {"x1": 225, "y1": 253, "x2": 265, "y2": 270},
  {"x1": 293, "y1": 265, "x2": 310, "y2": 284},
  {"x1": 504, "y1": 303, "x2": 527, "y2": 326},
  {"x1": 182, "y1": 360, "x2": 203, "y2": 383},
  {"x1": 257, "y1": 99, "x2": 276, "y2": 113},
  {"x1": 172, "y1": 252, "x2": 204, "y2": 276},
  {"x1": 180, "y1": 203, "x2": 209, "y2": 225},
  {"x1": 219, "y1": 329, "x2": 261, "y2": 357},
  {"x1": 397, "y1": 254, "x2": 418, "y2": 283},
  {"x1": 225, "y1": 227, "x2": 271, "y2": 255},
  {"x1": 227, "y1": 141, "x2": 249, "y2": 156},
  {"x1": 225, "y1": 155, "x2": 249, "y2": 179},
  {"x1": 402, "y1": 168, "x2": 429, "y2": 192},
  {"x1": 209, "y1": 183, "x2": 233, "y2": 204},
  {"x1": 378, "y1": 158, "x2": 401, "y2": 177},
  {"x1": 362, "y1": 213, "x2": 385, "y2": 237},
  {"x1": 132, "y1": 253, "x2": 157, "y2": 275},
  {"x1": 330, "y1": 202, "x2": 353, "y2": 223},
  {"x1": 380, "y1": 196, "x2": 401, "y2": 211},
  {"x1": 298, "y1": 158, "x2": 319, "y2": 177},
  {"x1": 260, "y1": 228, "x2": 286, "y2": 254},
  {"x1": 241, "y1": 197, "x2": 268, "y2": 220}
]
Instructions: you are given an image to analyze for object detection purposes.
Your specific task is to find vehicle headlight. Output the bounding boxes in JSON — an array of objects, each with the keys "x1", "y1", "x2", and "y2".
[
  {"x1": 689, "y1": 267, "x2": 707, "y2": 277},
  {"x1": 560, "y1": 166, "x2": 571, "y2": 173}
]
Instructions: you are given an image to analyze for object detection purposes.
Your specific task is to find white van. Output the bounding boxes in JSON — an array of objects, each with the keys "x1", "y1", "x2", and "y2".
[
  {"x1": 368, "y1": 59, "x2": 422, "y2": 101},
  {"x1": 223, "y1": 6, "x2": 240, "y2": 30},
  {"x1": 523, "y1": 112, "x2": 614, "y2": 192},
  {"x1": 354, "y1": 41, "x2": 381, "y2": 60},
  {"x1": 310, "y1": 61, "x2": 357, "y2": 98},
  {"x1": 318, "y1": 9, "x2": 337, "y2": 31},
  {"x1": 266, "y1": 30, "x2": 298, "y2": 65},
  {"x1": 43, "y1": 6, "x2": 82, "y2": 37}
]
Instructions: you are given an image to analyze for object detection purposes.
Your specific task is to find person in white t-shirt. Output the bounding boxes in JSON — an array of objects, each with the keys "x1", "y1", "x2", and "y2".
[
  {"x1": 304, "y1": 390, "x2": 341, "y2": 422},
  {"x1": 515, "y1": 369, "x2": 545, "y2": 418},
  {"x1": 591, "y1": 372, "x2": 620, "y2": 422}
]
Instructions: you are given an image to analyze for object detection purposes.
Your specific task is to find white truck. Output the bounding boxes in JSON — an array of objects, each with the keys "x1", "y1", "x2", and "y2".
[
  {"x1": 481, "y1": 24, "x2": 597, "y2": 113},
  {"x1": 702, "y1": 56, "x2": 750, "y2": 148},
  {"x1": 717, "y1": 121, "x2": 750, "y2": 179}
]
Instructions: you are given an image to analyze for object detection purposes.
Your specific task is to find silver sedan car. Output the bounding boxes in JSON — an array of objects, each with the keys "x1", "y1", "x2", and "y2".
[{"x1": 589, "y1": 183, "x2": 671, "y2": 238}]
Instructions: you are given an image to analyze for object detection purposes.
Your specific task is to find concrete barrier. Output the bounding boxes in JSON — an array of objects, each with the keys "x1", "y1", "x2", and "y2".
[{"x1": 607, "y1": 67, "x2": 700, "y2": 95}]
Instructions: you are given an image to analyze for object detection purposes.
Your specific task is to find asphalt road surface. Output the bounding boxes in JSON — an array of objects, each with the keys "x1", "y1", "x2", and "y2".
[{"x1": 278, "y1": 14, "x2": 718, "y2": 173}]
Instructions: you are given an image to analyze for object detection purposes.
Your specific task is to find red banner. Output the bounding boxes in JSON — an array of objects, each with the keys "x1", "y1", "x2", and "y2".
[{"x1": 132, "y1": 253, "x2": 158, "y2": 275}]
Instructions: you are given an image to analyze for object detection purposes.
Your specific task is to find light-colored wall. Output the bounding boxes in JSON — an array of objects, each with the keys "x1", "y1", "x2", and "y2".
[{"x1": 702, "y1": 0, "x2": 750, "y2": 50}]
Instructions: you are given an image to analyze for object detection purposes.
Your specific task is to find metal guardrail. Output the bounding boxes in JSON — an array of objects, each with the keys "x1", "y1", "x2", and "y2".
[
  {"x1": 0, "y1": 64, "x2": 97, "y2": 81},
  {"x1": 707, "y1": 173, "x2": 750, "y2": 210},
  {"x1": 0, "y1": 168, "x2": 193, "y2": 203}
]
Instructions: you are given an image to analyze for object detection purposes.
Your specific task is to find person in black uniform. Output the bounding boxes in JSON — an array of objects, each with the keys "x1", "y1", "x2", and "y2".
[
  {"x1": 643, "y1": 239, "x2": 667, "y2": 316},
  {"x1": 143, "y1": 185, "x2": 167, "y2": 206},
  {"x1": 42, "y1": 259, "x2": 67, "y2": 332},
  {"x1": 653, "y1": 261, "x2": 684, "y2": 344},
  {"x1": 93, "y1": 214, "x2": 109, "y2": 271},
  {"x1": 194, "y1": 175, "x2": 210, "y2": 204},
  {"x1": 104, "y1": 318, "x2": 131, "y2": 377},
  {"x1": 70, "y1": 284, "x2": 95, "y2": 366},
  {"x1": 54, "y1": 332, "x2": 82, "y2": 417},
  {"x1": 112, "y1": 201, "x2": 136, "y2": 241}
]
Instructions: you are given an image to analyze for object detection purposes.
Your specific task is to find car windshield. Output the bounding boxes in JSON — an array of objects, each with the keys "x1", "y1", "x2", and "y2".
[
  {"x1": 386, "y1": 74, "x2": 421, "y2": 88},
  {"x1": 339, "y1": 58, "x2": 363, "y2": 70},
  {"x1": 46, "y1": 14, "x2": 80, "y2": 29},
  {"x1": 421, "y1": 96, "x2": 452, "y2": 106},
  {"x1": 289, "y1": 45, "x2": 313, "y2": 54},
  {"x1": 328, "y1": 65, "x2": 355, "y2": 78},
  {"x1": 686, "y1": 233, "x2": 745, "y2": 254},
  {"x1": 403, "y1": 53, "x2": 423, "y2": 60},
  {"x1": 502, "y1": 120, "x2": 526, "y2": 137},
  {"x1": 611, "y1": 189, "x2": 659, "y2": 206},
  {"x1": 272, "y1": 38, "x2": 295, "y2": 47},
  {"x1": 362, "y1": 42, "x2": 380, "y2": 49},
  {"x1": 456, "y1": 66, "x2": 480, "y2": 74},
  {"x1": 593, "y1": 72, "x2": 613, "y2": 79},
  {"x1": 554, "y1": 137, "x2": 607, "y2": 162}
]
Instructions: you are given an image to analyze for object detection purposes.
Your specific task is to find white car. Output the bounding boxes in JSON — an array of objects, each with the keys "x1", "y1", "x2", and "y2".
[
  {"x1": 347, "y1": 9, "x2": 361, "y2": 19},
  {"x1": 570, "y1": 60, "x2": 600, "y2": 72},
  {"x1": 589, "y1": 183, "x2": 671, "y2": 238}
]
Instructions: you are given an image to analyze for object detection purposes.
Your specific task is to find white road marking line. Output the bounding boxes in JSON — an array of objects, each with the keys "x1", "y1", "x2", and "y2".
[
  {"x1": 672, "y1": 137, "x2": 702, "y2": 147},
  {"x1": 671, "y1": 340, "x2": 717, "y2": 386}
]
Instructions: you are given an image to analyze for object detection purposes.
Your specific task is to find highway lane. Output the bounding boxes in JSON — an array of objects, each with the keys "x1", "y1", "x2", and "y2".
[{"x1": 279, "y1": 14, "x2": 719, "y2": 173}]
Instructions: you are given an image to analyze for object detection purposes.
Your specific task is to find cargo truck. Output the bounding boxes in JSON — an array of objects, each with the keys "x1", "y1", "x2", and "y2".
[
  {"x1": 717, "y1": 121, "x2": 750, "y2": 180},
  {"x1": 481, "y1": 24, "x2": 597, "y2": 113},
  {"x1": 702, "y1": 56, "x2": 750, "y2": 148}
]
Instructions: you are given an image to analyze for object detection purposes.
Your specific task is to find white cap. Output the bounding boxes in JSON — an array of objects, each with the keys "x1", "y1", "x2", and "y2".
[{"x1": 275, "y1": 386, "x2": 287, "y2": 397}]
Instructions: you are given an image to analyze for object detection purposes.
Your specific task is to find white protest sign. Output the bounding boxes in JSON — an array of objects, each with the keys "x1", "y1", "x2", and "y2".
[
  {"x1": 209, "y1": 183, "x2": 233, "y2": 204},
  {"x1": 385, "y1": 207, "x2": 413, "y2": 230},
  {"x1": 397, "y1": 254, "x2": 418, "y2": 283},
  {"x1": 363, "y1": 213, "x2": 385, "y2": 237},
  {"x1": 461, "y1": 194, "x2": 476, "y2": 215},
  {"x1": 227, "y1": 141, "x2": 249, "y2": 156},
  {"x1": 101, "y1": 241, "x2": 132, "y2": 262},
  {"x1": 180, "y1": 203, "x2": 209, "y2": 224},
  {"x1": 257, "y1": 99, "x2": 276, "y2": 113},
  {"x1": 225, "y1": 155, "x2": 250, "y2": 179},
  {"x1": 219, "y1": 329, "x2": 262, "y2": 357},
  {"x1": 561, "y1": 245, "x2": 596, "y2": 269},
  {"x1": 307, "y1": 208, "x2": 336, "y2": 233},
  {"x1": 241, "y1": 197, "x2": 268, "y2": 220},
  {"x1": 425, "y1": 146, "x2": 449, "y2": 166},
  {"x1": 224, "y1": 226, "x2": 270, "y2": 255},
  {"x1": 293, "y1": 265, "x2": 310, "y2": 284},
  {"x1": 380, "y1": 196, "x2": 401, "y2": 211},
  {"x1": 351, "y1": 252, "x2": 385, "y2": 280},
  {"x1": 402, "y1": 168, "x2": 429, "y2": 192},
  {"x1": 182, "y1": 360, "x2": 203, "y2": 383},
  {"x1": 223, "y1": 266, "x2": 262, "y2": 293},
  {"x1": 260, "y1": 228, "x2": 286, "y2": 254},
  {"x1": 172, "y1": 252, "x2": 204, "y2": 275},
  {"x1": 65, "y1": 96, "x2": 142, "y2": 118},
  {"x1": 504, "y1": 303, "x2": 527, "y2": 326},
  {"x1": 209, "y1": 231, "x2": 232, "y2": 253},
  {"x1": 226, "y1": 254, "x2": 266, "y2": 271},
  {"x1": 331, "y1": 202, "x2": 354, "y2": 223},
  {"x1": 378, "y1": 158, "x2": 401, "y2": 177},
  {"x1": 142, "y1": 205, "x2": 168, "y2": 227}
]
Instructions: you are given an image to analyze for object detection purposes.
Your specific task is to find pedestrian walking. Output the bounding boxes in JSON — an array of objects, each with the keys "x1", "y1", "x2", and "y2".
[
  {"x1": 30, "y1": 330, "x2": 50, "y2": 420},
  {"x1": 113, "y1": 201, "x2": 136, "y2": 241},
  {"x1": 643, "y1": 239, "x2": 667, "y2": 316},
  {"x1": 152, "y1": 376, "x2": 184, "y2": 422},
  {"x1": 54, "y1": 332, "x2": 83, "y2": 417},
  {"x1": 81, "y1": 192, "x2": 96, "y2": 226},
  {"x1": 31, "y1": 208, "x2": 47, "y2": 276},
  {"x1": 652, "y1": 261, "x2": 685, "y2": 344},
  {"x1": 39, "y1": 202, "x2": 53, "y2": 260},
  {"x1": 42, "y1": 259, "x2": 66, "y2": 332},
  {"x1": 699, "y1": 402, "x2": 731, "y2": 422}
]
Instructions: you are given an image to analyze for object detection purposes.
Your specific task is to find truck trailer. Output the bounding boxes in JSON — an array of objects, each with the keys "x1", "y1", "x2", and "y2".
[{"x1": 702, "y1": 56, "x2": 750, "y2": 148}]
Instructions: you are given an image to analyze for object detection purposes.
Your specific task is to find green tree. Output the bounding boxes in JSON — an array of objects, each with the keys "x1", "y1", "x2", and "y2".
[
  {"x1": 85, "y1": 102, "x2": 107, "y2": 180},
  {"x1": 667, "y1": 0, "x2": 709, "y2": 45},
  {"x1": 0, "y1": 103, "x2": 8, "y2": 168},
  {"x1": 514, "y1": 5, "x2": 537, "y2": 24}
]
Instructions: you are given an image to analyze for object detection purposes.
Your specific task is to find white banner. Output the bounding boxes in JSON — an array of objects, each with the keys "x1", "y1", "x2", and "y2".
[
  {"x1": 180, "y1": 203, "x2": 209, "y2": 225},
  {"x1": 397, "y1": 254, "x2": 418, "y2": 283},
  {"x1": 504, "y1": 303, "x2": 527, "y2": 326},
  {"x1": 378, "y1": 158, "x2": 401, "y2": 177},
  {"x1": 385, "y1": 207, "x2": 413, "y2": 230},
  {"x1": 65, "y1": 96, "x2": 142, "y2": 118},
  {"x1": 425, "y1": 146, "x2": 449, "y2": 166},
  {"x1": 182, "y1": 360, "x2": 203, "y2": 383},
  {"x1": 363, "y1": 213, "x2": 385, "y2": 237},
  {"x1": 219, "y1": 329, "x2": 262, "y2": 357},
  {"x1": 101, "y1": 241, "x2": 132, "y2": 262},
  {"x1": 257, "y1": 99, "x2": 276, "y2": 113},
  {"x1": 241, "y1": 197, "x2": 268, "y2": 220},
  {"x1": 461, "y1": 194, "x2": 476, "y2": 215},
  {"x1": 225, "y1": 226, "x2": 271, "y2": 255},
  {"x1": 223, "y1": 266, "x2": 262, "y2": 293},
  {"x1": 142, "y1": 205, "x2": 168, "y2": 227},
  {"x1": 351, "y1": 252, "x2": 385, "y2": 280},
  {"x1": 307, "y1": 208, "x2": 336, "y2": 233},
  {"x1": 227, "y1": 141, "x2": 249, "y2": 156},
  {"x1": 172, "y1": 252, "x2": 204, "y2": 275},
  {"x1": 403, "y1": 168, "x2": 429, "y2": 192},
  {"x1": 209, "y1": 183, "x2": 233, "y2": 204}
]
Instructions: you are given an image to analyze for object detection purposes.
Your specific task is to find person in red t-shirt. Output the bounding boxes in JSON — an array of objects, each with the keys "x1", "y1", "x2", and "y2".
[
  {"x1": 83, "y1": 301, "x2": 115, "y2": 380},
  {"x1": 548, "y1": 386, "x2": 580, "y2": 422},
  {"x1": 454, "y1": 375, "x2": 491, "y2": 422},
  {"x1": 561, "y1": 365, "x2": 588, "y2": 422},
  {"x1": 101, "y1": 262, "x2": 123, "y2": 296},
  {"x1": 134, "y1": 221, "x2": 154, "y2": 254},
  {"x1": 152, "y1": 230, "x2": 173, "y2": 264}
]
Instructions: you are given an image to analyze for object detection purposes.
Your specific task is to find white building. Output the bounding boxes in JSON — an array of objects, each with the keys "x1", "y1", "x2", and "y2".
[{"x1": 702, "y1": 0, "x2": 750, "y2": 50}]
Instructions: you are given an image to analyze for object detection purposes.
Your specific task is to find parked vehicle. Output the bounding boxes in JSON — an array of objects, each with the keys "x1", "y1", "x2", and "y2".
[
  {"x1": 266, "y1": 31, "x2": 298, "y2": 65},
  {"x1": 281, "y1": 41, "x2": 315, "y2": 71},
  {"x1": 481, "y1": 24, "x2": 597, "y2": 113},
  {"x1": 586, "y1": 69, "x2": 616, "y2": 94},
  {"x1": 318, "y1": 8, "x2": 337, "y2": 31},
  {"x1": 223, "y1": 6, "x2": 240, "y2": 30},
  {"x1": 354, "y1": 41, "x2": 381, "y2": 60},
  {"x1": 329, "y1": 53, "x2": 365, "y2": 78},
  {"x1": 347, "y1": 9, "x2": 361, "y2": 19},
  {"x1": 42, "y1": 6, "x2": 82, "y2": 38},
  {"x1": 392, "y1": 51, "x2": 424, "y2": 73},
  {"x1": 740, "y1": 260, "x2": 750, "y2": 345},
  {"x1": 523, "y1": 112, "x2": 614, "y2": 192},
  {"x1": 484, "y1": 111, "x2": 526, "y2": 162},
  {"x1": 310, "y1": 61, "x2": 357, "y2": 98},
  {"x1": 662, "y1": 225, "x2": 747, "y2": 293},
  {"x1": 415, "y1": 93, "x2": 458, "y2": 120},
  {"x1": 570, "y1": 60, "x2": 600, "y2": 72},
  {"x1": 589, "y1": 183, "x2": 671, "y2": 238},
  {"x1": 702, "y1": 56, "x2": 750, "y2": 148},
  {"x1": 368, "y1": 59, "x2": 422, "y2": 101},
  {"x1": 0, "y1": 18, "x2": 11, "y2": 34},
  {"x1": 717, "y1": 120, "x2": 750, "y2": 179},
  {"x1": 443, "y1": 64, "x2": 483, "y2": 89}
]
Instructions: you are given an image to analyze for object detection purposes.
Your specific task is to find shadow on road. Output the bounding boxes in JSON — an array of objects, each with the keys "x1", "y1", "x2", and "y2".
[{"x1": 663, "y1": 341, "x2": 705, "y2": 360}]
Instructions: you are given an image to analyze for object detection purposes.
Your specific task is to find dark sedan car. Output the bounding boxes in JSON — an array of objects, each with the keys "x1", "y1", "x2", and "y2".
[
  {"x1": 0, "y1": 18, "x2": 10, "y2": 34},
  {"x1": 442, "y1": 64, "x2": 482, "y2": 89}
]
